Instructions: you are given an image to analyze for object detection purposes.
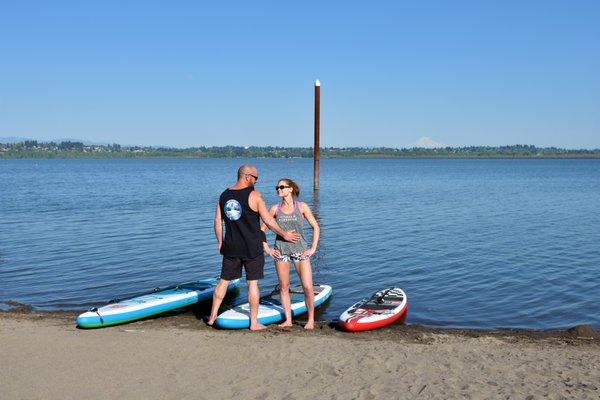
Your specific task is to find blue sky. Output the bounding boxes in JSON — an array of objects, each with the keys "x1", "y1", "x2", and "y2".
[{"x1": 1, "y1": 1, "x2": 598, "y2": 148}]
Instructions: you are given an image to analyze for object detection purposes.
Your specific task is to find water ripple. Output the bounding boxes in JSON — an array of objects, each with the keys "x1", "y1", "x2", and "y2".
[{"x1": 1, "y1": 158, "x2": 599, "y2": 329}]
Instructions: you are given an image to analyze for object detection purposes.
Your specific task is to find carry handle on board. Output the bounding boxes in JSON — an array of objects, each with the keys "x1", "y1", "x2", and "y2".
[{"x1": 374, "y1": 289, "x2": 391, "y2": 304}]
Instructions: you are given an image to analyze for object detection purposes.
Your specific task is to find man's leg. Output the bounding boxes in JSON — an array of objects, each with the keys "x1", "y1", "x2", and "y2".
[
  {"x1": 247, "y1": 279, "x2": 266, "y2": 331},
  {"x1": 207, "y1": 279, "x2": 230, "y2": 326},
  {"x1": 244, "y1": 253, "x2": 266, "y2": 330},
  {"x1": 208, "y1": 256, "x2": 242, "y2": 326}
]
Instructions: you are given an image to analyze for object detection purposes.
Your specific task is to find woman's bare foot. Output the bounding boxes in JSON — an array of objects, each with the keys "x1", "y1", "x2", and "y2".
[
  {"x1": 278, "y1": 321, "x2": 293, "y2": 328},
  {"x1": 249, "y1": 323, "x2": 268, "y2": 331},
  {"x1": 304, "y1": 321, "x2": 314, "y2": 330}
]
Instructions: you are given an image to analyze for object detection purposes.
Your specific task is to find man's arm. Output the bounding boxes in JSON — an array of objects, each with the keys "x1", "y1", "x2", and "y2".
[
  {"x1": 251, "y1": 191, "x2": 300, "y2": 243},
  {"x1": 259, "y1": 204, "x2": 277, "y2": 236},
  {"x1": 214, "y1": 202, "x2": 223, "y2": 252},
  {"x1": 261, "y1": 205, "x2": 281, "y2": 258}
]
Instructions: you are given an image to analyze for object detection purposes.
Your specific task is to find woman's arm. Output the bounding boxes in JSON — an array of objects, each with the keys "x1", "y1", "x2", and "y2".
[{"x1": 300, "y1": 202, "x2": 320, "y2": 257}]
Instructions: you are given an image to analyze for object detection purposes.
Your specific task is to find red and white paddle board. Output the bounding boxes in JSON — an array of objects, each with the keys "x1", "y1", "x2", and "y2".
[{"x1": 338, "y1": 287, "x2": 408, "y2": 332}]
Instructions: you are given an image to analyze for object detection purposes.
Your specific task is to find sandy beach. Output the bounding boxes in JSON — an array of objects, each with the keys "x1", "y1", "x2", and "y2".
[{"x1": 1, "y1": 311, "x2": 599, "y2": 400}]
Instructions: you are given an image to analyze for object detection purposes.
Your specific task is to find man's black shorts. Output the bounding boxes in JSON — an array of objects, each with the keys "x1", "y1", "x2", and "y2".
[{"x1": 220, "y1": 253, "x2": 265, "y2": 281}]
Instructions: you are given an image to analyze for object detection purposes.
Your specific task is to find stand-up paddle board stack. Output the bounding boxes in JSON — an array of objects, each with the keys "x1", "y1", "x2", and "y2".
[
  {"x1": 76, "y1": 278, "x2": 241, "y2": 328},
  {"x1": 338, "y1": 287, "x2": 407, "y2": 332},
  {"x1": 215, "y1": 283, "x2": 332, "y2": 329}
]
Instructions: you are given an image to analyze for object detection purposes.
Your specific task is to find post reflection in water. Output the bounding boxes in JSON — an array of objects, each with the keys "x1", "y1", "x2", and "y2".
[{"x1": 309, "y1": 188, "x2": 327, "y2": 278}]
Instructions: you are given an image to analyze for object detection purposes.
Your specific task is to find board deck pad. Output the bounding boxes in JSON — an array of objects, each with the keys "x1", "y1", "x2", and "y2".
[
  {"x1": 354, "y1": 288, "x2": 405, "y2": 310},
  {"x1": 268, "y1": 284, "x2": 325, "y2": 303}
]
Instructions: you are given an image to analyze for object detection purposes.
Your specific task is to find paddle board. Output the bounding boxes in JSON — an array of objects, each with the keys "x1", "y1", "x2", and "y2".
[
  {"x1": 338, "y1": 287, "x2": 407, "y2": 332},
  {"x1": 76, "y1": 277, "x2": 241, "y2": 328},
  {"x1": 215, "y1": 283, "x2": 332, "y2": 329}
]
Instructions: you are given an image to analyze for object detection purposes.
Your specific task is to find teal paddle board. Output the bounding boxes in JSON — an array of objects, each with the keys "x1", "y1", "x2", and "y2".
[{"x1": 76, "y1": 277, "x2": 240, "y2": 328}]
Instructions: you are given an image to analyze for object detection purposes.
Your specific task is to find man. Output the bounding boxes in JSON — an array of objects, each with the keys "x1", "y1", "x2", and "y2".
[{"x1": 207, "y1": 164, "x2": 300, "y2": 330}]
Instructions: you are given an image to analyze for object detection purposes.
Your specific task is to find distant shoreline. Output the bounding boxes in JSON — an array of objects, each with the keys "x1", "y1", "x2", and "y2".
[
  {"x1": 4, "y1": 155, "x2": 600, "y2": 160},
  {"x1": 2, "y1": 141, "x2": 600, "y2": 159}
]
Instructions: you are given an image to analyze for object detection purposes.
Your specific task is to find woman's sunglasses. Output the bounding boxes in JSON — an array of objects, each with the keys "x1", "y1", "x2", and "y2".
[{"x1": 275, "y1": 185, "x2": 290, "y2": 190}]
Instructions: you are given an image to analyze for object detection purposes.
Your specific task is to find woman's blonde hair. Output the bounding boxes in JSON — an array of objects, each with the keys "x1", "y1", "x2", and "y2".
[{"x1": 279, "y1": 178, "x2": 300, "y2": 198}]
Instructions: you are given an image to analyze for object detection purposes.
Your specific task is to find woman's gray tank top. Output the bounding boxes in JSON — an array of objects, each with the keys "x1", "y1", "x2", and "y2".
[{"x1": 274, "y1": 201, "x2": 308, "y2": 255}]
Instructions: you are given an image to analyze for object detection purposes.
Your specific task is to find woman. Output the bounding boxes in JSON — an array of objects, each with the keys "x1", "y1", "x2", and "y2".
[{"x1": 262, "y1": 178, "x2": 320, "y2": 329}]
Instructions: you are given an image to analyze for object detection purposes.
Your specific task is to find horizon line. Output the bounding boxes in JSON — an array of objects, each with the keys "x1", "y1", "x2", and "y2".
[{"x1": 2, "y1": 140, "x2": 600, "y2": 152}]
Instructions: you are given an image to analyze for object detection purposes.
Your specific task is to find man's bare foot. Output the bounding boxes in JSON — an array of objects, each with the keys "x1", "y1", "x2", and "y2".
[
  {"x1": 249, "y1": 323, "x2": 268, "y2": 331},
  {"x1": 206, "y1": 317, "x2": 216, "y2": 327},
  {"x1": 278, "y1": 321, "x2": 293, "y2": 328},
  {"x1": 304, "y1": 321, "x2": 314, "y2": 330}
]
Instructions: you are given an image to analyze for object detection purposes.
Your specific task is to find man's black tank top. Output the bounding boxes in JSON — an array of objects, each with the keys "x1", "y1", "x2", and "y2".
[{"x1": 219, "y1": 186, "x2": 262, "y2": 258}]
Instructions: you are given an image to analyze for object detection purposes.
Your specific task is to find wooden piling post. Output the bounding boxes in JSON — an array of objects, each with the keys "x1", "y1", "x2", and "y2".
[{"x1": 314, "y1": 79, "x2": 320, "y2": 191}]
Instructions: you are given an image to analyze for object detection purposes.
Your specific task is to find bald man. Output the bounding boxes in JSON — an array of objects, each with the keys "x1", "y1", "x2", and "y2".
[{"x1": 208, "y1": 164, "x2": 300, "y2": 330}]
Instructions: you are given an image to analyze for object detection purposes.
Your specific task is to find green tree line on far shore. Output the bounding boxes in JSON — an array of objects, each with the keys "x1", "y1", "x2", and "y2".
[{"x1": 1, "y1": 140, "x2": 599, "y2": 159}]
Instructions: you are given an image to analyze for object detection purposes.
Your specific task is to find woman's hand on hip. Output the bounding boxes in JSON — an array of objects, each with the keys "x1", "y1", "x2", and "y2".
[
  {"x1": 301, "y1": 248, "x2": 315, "y2": 259},
  {"x1": 266, "y1": 247, "x2": 281, "y2": 259}
]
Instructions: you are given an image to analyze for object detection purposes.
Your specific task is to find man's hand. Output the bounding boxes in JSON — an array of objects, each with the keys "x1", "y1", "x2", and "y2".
[{"x1": 282, "y1": 230, "x2": 301, "y2": 243}]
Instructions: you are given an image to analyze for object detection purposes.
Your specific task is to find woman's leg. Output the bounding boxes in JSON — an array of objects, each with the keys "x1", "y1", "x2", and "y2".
[
  {"x1": 295, "y1": 258, "x2": 314, "y2": 329},
  {"x1": 276, "y1": 260, "x2": 293, "y2": 327}
]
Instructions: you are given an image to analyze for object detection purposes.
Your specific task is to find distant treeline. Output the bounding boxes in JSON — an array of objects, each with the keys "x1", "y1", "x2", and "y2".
[{"x1": 1, "y1": 140, "x2": 600, "y2": 159}]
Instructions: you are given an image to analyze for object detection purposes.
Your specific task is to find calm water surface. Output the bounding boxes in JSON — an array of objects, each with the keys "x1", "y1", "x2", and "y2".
[{"x1": 1, "y1": 158, "x2": 599, "y2": 329}]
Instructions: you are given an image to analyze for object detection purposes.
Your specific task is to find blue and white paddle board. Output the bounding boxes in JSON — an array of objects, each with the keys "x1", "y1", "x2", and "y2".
[
  {"x1": 215, "y1": 283, "x2": 332, "y2": 329},
  {"x1": 76, "y1": 278, "x2": 240, "y2": 328}
]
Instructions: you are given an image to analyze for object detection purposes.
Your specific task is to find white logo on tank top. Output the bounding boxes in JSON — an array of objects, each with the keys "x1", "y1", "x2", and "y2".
[{"x1": 224, "y1": 199, "x2": 242, "y2": 221}]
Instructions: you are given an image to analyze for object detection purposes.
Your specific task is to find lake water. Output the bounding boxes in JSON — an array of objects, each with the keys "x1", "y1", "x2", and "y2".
[{"x1": 1, "y1": 158, "x2": 599, "y2": 330}]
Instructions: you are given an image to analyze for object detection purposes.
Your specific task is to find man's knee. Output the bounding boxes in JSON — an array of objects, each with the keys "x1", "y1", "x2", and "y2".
[{"x1": 214, "y1": 280, "x2": 229, "y2": 299}]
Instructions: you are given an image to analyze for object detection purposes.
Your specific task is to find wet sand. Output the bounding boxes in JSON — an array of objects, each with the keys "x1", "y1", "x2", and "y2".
[{"x1": 1, "y1": 310, "x2": 599, "y2": 399}]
